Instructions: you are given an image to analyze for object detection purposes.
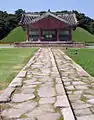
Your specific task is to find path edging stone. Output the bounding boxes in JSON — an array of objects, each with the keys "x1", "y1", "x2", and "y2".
[
  {"x1": 58, "y1": 49, "x2": 90, "y2": 77},
  {"x1": 50, "y1": 48, "x2": 76, "y2": 120}
]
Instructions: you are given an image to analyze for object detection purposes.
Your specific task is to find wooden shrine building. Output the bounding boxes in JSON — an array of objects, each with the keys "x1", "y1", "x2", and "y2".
[{"x1": 20, "y1": 11, "x2": 78, "y2": 43}]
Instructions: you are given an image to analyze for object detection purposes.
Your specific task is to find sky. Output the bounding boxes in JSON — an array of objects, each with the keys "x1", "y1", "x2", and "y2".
[{"x1": 0, "y1": 0, "x2": 94, "y2": 19}]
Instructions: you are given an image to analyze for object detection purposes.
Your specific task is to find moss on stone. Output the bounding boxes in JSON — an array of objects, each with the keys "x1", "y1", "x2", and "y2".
[
  {"x1": 0, "y1": 103, "x2": 12, "y2": 111},
  {"x1": 80, "y1": 95, "x2": 88, "y2": 102},
  {"x1": 34, "y1": 84, "x2": 40, "y2": 103},
  {"x1": 20, "y1": 113, "x2": 28, "y2": 118},
  {"x1": 59, "y1": 116, "x2": 64, "y2": 120},
  {"x1": 54, "y1": 107, "x2": 60, "y2": 113}
]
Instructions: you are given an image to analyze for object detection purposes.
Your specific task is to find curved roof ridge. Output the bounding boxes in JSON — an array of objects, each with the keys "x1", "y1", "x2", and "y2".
[
  {"x1": 31, "y1": 12, "x2": 68, "y2": 24},
  {"x1": 19, "y1": 11, "x2": 78, "y2": 26}
]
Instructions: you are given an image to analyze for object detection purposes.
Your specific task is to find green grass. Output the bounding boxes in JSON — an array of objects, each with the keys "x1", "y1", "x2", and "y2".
[
  {"x1": 72, "y1": 27, "x2": 94, "y2": 43},
  {"x1": 1, "y1": 27, "x2": 26, "y2": 42},
  {"x1": 0, "y1": 48, "x2": 38, "y2": 90},
  {"x1": 66, "y1": 48, "x2": 94, "y2": 76},
  {"x1": 1, "y1": 26, "x2": 94, "y2": 43}
]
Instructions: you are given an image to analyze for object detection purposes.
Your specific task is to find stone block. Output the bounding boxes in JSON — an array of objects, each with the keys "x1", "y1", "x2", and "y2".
[
  {"x1": 54, "y1": 95, "x2": 70, "y2": 108},
  {"x1": 56, "y1": 84, "x2": 65, "y2": 95},
  {"x1": 17, "y1": 71, "x2": 27, "y2": 78},
  {"x1": 39, "y1": 97, "x2": 55, "y2": 104},
  {"x1": 12, "y1": 93, "x2": 35, "y2": 102},
  {"x1": 38, "y1": 86, "x2": 56, "y2": 97},
  {"x1": 0, "y1": 87, "x2": 15, "y2": 103},
  {"x1": 61, "y1": 107, "x2": 75, "y2": 120}
]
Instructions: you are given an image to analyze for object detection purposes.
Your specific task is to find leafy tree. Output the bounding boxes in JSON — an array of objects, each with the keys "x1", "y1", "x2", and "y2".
[
  {"x1": 73, "y1": 10, "x2": 94, "y2": 34},
  {"x1": 0, "y1": 9, "x2": 25, "y2": 40},
  {"x1": 15, "y1": 9, "x2": 25, "y2": 22}
]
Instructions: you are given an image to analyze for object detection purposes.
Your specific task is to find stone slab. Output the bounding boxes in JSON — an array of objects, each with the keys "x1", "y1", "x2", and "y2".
[
  {"x1": 39, "y1": 97, "x2": 55, "y2": 104},
  {"x1": 75, "y1": 108, "x2": 91, "y2": 116},
  {"x1": 64, "y1": 82, "x2": 71, "y2": 86},
  {"x1": 38, "y1": 86, "x2": 56, "y2": 97},
  {"x1": 87, "y1": 99, "x2": 94, "y2": 104},
  {"x1": 36, "y1": 113, "x2": 60, "y2": 120},
  {"x1": 21, "y1": 88, "x2": 35, "y2": 94},
  {"x1": 55, "y1": 78, "x2": 62, "y2": 84},
  {"x1": 84, "y1": 90, "x2": 94, "y2": 95},
  {"x1": 26, "y1": 104, "x2": 55, "y2": 117},
  {"x1": 0, "y1": 87, "x2": 15, "y2": 103},
  {"x1": 1, "y1": 101, "x2": 37, "y2": 119},
  {"x1": 77, "y1": 115, "x2": 94, "y2": 120},
  {"x1": 75, "y1": 85, "x2": 88, "y2": 90},
  {"x1": 66, "y1": 85, "x2": 75, "y2": 91},
  {"x1": 72, "y1": 103, "x2": 92, "y2": 110},
  {"x1": 56, "y1": 84, "x2": 65, "y2": 95},
  {"x1": 9, "y1": 78, "x2": 22, "y2": 87},
  {"x1": 54, "y1": 95, "x2": 70, "y2": 108},
  {"x1": 61, "y1": 107, "x2": 75, "y2": 120},
  {"x1": 12, "y1": 93, "x2": 35, "y2": 102},
  {"x1": 72, "y1": 81, "x2": 86, "y2": 85},
  {"x1": 69, "y1": 94, "x2": 83, "y2": 101},
  {"x1": 17, "y1": 71, "x2": 27, "y2": 78}
]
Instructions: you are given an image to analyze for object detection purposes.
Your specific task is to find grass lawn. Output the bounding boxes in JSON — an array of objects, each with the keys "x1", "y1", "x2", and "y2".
[
  {"x1": 1, "y1": 27, "x2": 26, "y2": 42},
  {"x1": 0, "y1": 48, "x2": 38, "y2": 90},
  {"x1": 66, "y1": 48, "x2": 94, "y2": 77},
  {"x1": 72, "y1": 27, "x2": 94, "y2": 43}
]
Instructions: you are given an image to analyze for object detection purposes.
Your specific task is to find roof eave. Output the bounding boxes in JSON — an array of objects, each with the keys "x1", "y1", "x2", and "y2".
[{"x1": 31, "y1": 12, "x2": 69, "y2": 24}]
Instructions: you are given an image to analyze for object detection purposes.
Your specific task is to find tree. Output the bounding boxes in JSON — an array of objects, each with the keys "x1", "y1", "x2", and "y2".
[
  {"x1": 15, "y1": 9, "x2": 25, "y2": 22},
  {"x1": 0, "y1": 11, "x2": 18, "y2": 40}
]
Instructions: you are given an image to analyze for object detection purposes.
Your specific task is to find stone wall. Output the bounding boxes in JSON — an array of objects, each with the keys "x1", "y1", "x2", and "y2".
[{"x1": 14, "y1": 42, "x2": 85, "y2": 48}]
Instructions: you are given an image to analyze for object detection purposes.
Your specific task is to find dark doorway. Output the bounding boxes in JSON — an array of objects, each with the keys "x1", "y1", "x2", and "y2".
[{"x1": 41, "y1": 29, "x2": 57, "y2": 41}]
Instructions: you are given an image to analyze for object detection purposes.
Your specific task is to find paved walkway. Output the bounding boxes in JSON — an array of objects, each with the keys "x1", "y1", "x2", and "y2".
[
  {"x1": 0, "y1": 48, "x2": 94, "y2": 120},
  {"x1": 52, "y1": 48, "x2": 94, "y2": 120},
  {"x1": 0, "y1": 44, "x2": 14, "y2": 48}
]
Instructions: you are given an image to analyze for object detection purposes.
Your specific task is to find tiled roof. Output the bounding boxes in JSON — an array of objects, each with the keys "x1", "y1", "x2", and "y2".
[
  {"x1": 58, "y1": 14, "x2": 78, "y2": 25},
  {"x1": 20, "y1": 12, "x2": 78, "y2": 26}
]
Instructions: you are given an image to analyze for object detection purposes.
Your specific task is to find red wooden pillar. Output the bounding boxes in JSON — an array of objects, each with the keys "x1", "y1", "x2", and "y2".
[
  {"x1": 57, "y1": 29, "x2": 59, "y2": 42},
  {"x1": 26, "y1": 28, "x2": 29, "y2": 42},
  {"x1": 38, "y1": 29, "x2": 41, "y2": 42},
  {"x1": 69, "y1": 29, "x2": 72, "y2": 42}
]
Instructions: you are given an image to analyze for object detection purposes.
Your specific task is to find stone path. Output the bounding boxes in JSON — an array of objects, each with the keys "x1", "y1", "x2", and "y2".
[
  {"x1": 0, "y1": 48, "x2": 74, "y2": 120},
  {"x1": 0, "y1": 48, "x2": 94, "y2": 120},
  {"x1": 52, "y1": 48, "x2": 94, "y2": 120}
]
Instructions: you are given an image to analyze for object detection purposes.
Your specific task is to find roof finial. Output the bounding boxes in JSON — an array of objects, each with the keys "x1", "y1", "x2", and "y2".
[{"x1": 48, "y1": 9, "x2": 51, "y2": 12}]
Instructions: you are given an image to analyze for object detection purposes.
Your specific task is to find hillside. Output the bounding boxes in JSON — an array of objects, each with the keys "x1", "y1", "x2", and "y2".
[
  {"x1": 1, "y1": 27, "x2": 26, "y2": 42},
  {"x1": 1, "y1": 27, "x2": 94, "y2": 43},
  {"x1": 72, "y1": 27, "x2": 94, "y2": 43}
]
